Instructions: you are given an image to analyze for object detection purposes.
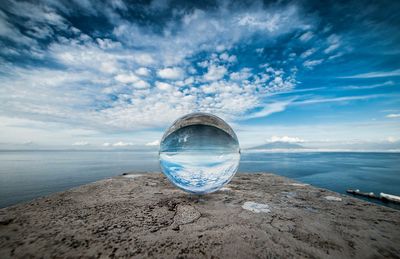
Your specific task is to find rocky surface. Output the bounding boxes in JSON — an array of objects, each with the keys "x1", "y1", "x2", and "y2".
[{"x1": 0, "y1": 173, "x2": 399, "y2": 258}]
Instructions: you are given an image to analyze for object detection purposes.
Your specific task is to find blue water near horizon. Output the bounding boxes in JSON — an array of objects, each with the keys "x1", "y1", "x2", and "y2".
[{"x1": 0, "y1": 150, "x2": 399, "y2": 209}]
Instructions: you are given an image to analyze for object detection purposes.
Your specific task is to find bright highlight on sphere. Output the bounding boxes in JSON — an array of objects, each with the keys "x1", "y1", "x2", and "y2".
[{"x1": 159, "y1": 113, "x2": 240, "y2": 194}]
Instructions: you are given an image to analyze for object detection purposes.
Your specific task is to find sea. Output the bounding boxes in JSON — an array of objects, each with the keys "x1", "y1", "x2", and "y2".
[{"x1": 0, "y1": 150, "x2": 399, "y2": 209}]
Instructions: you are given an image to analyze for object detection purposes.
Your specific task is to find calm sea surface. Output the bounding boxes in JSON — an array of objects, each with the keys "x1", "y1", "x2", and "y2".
[{"x1": 0, "y1": 150, "x2": 399, "y2": 209}]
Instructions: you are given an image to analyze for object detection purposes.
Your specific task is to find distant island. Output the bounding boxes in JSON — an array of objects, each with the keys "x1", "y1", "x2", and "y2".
[{"x1": 249, "y1": 141, "x2": 305, "y2": 150}]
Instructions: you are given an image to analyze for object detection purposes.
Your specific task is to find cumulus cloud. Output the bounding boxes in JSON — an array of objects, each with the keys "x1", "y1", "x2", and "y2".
[
  {"x1": 0, "y1": 0, "x2": 397, "y2": 150},
  {"x1": 204, "y1": 65, "x2": 227, "y2": 81},
  {"x1": 0, "y1": 0, "x2": 342, "y2": 135},
  {"x1": 133, "y1": 80, "x2": 150, "y2": 89},
  {"x1": 115, "y1": 73, "x2": 140, "y2": 83},
  {"x1": 230, "y1": 68, "x2": 252, "y2": 81},
  {"x1": 155, "y1": 81, "x2": 173, "y2": 91},
  {"x1": 135, "y1": 67, "x2": 150, "y2": 76},
  {"x1": 157, "y1": 67, "x2": 184, "y2": 80},
  {"x1": 219, "y1": 52, "x2": 237, "y2": 63}
]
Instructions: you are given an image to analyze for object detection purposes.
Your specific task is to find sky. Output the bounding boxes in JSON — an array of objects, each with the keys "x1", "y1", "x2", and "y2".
[{"x1": 0, "y1": 0, "x2": 399, "y2": 150}]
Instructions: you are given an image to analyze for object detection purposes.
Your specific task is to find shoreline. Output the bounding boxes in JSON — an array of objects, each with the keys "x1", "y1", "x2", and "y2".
[
  {"x1": 1, "y1": 169, "x2": 399, "y2": 211},
  {"x1": 1, "y1": 149, "x2": 400, "y2": 153},
  {"x1": 1, "y1": 172, "x2": 399, "y2": 258}
]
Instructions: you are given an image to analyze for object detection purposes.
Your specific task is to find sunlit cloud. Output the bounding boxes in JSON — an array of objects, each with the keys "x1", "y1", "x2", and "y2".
[{"x1": 0, "y1": 0, "x2": 399, "y2": 149}]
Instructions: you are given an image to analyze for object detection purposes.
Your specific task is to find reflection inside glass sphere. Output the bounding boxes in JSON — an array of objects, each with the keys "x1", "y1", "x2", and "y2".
[{"x1": 159, "y1": 113, "x2": 240, "y2": 194}]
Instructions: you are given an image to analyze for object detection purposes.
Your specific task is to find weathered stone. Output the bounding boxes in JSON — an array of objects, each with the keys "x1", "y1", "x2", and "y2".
[{"x1": 0, "y1": 173, "x2": 399, "y2": 258}]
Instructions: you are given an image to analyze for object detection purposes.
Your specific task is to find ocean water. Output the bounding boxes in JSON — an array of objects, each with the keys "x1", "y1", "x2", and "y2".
[
  {"x1": 0, "y1": 150, "x2": 399, "y2": 209},
  {"x1": 0, "y1": 150, "x2": 159, "y2": 208}
]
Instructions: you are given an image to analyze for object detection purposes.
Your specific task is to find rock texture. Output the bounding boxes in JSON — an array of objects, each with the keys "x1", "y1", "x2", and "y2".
[{"x1": 0, "y1": 173, "x2": 399, "y2": 258}]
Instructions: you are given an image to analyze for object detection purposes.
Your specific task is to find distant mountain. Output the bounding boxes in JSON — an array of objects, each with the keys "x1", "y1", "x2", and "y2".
[{"x1": 249, "y1": 141, "x2": 305, "y2": 150}]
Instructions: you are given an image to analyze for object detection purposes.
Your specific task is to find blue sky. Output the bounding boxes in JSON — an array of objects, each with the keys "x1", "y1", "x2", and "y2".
[{"x1": 0, "y1": 0, "x2": 399, "y2": 150}]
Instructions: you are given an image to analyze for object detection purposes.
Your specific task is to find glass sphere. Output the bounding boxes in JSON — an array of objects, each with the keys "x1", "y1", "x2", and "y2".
[{"x1": 159, "y1": 112, "x2": 240, "y2": 194}]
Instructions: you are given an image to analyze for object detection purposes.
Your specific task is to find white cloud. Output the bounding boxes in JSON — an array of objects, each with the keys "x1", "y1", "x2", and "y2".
[
  {"x1": 133, "y1": 53, "x2": 154, "y2": 65},
  {"x1": 230, "y1": 68, "x2": 252, "y2": 81},
  {"x1": 204, "y1": 65, "x2": 227, "y2": 81},
  {"x1": 300, "y1": 48, "x2": 317, "y2": 59},
  {"x1": 343, "y1": 81, "x2": 395, "y2": 90},
  {"x1": 157, "y1": 67, "x2": 184, "y2": 80},
  {"x1": 112, "y1": 2, "x2": 313, "y2": 67},
  {"x1": 133, "y1": 80, "x2": 150, "y2": 89},
  {"x1": 146, "y1": 140, "x2": 160, "y2": 146},
  {"x1": 50, "y1": 40, "x2": 121, "y2": 74},
  {"x1": 244, "y1": 100, "x2": 292, "y2": 120},
  {"x1": 155, "y1": 81, "x2": 173, "y2": 91},
  {"x1": 96, "y1": 38, "x2": 122, "y2": 49},
  {"x1": 328, "y1": 52, "x2": 343, "y2": 60},
  {"x1": 0, "y1": 10, "x2": 37, "y2": 46},
  {"x1": 135, "y1": 67, "x2": 150, "y2": 76},
  {"x1": 387, "y1": 136, "x2": 399, "y2": 143},
  {"x1": 340, "y1": 69, "x2": 400, "y2": 79},
  {"x1": 303, "y1": 59, "x2": 324, "y2": 69},
  {"x1": 114, "y1": 73, "x2": 140, "y2": 83},
  {"x1": 113, "y1": 141, "x2": 134, "y2": 147},
  {"x1": 219, "y1": 52, "x2": 237, "y2": 63},
  {"x1": 266, "y1": 136, "x2": 305, "y2": 143},
  {"x1": 299, "y1": 31, "x2": 313, "y2": 42},
  {"x1": 6, "y1": 1, "x2": 392, "y2": 151},
  {"x1": 295, "y1": 94, "x2": 385, "y2": 105},
  {"x1": 236, "y1": 5, "x2": 308, "y2": 34},
  {"x1": 324, "y1": 34, "x2": 341, "y2": 54},
  {"x1": 324, "y1": 44, "x2": 340, "y2": 54},
  {"x1": 386, "y1": 114, "x2": 400, "y2": 118},
  {"x1": 72, "y1": 141, "x2": 89, "y2": 146},
  {"x1": 0, "y1": 0, "x2": 319, "y2": 144}
]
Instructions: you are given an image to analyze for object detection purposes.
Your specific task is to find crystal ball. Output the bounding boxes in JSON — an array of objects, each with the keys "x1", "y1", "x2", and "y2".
[{"x1": 159, "y1": 112, "x2": 240, "y2": 194}]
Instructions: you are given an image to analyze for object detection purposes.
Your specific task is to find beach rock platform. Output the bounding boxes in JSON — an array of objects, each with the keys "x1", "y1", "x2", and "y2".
[{"x1": 1, "y1": 173, "x2": 399, "y2": 258}]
